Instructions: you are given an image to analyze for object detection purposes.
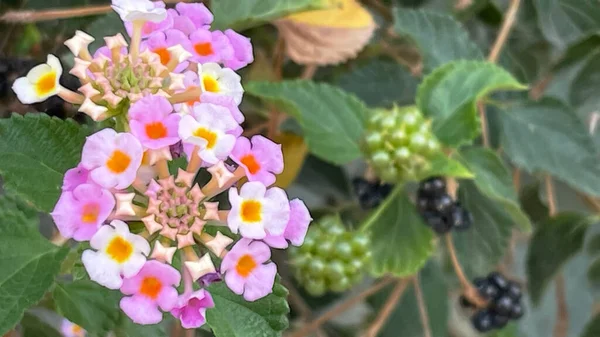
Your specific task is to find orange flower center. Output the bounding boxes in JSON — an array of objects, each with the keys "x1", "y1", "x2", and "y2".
[
  {"x1": 106, "y1": 236, "x2": 133, "y2": 263},
  {"x1": 145, "y1": 122, "x2": 168, "y2": 140},
  {"x1": 81, "y1": 203, "x2": 100, "y2": 223},
  {"x1": 236, "y1": 254, "x2": 257, "y2": 277},
  {"x1": 71, "y1": 325, "x2": 83, "y2": 336},
  {"x1": 240, "y1": 200, "x2": 262, "y2": 223},
  {"x1": 202, "y1": 75, "x2": 219, "y2": 93},
  {"x1": 35, "y1": 71, "x2": 57, "y2": 96},
  {"x1": 154, "y1": 47, "x2": 171, "y2": 65},
  {"x1": 194, "y1": 42, "x2": 214, "y2": 56},
  {"x1": 106, "y1": 150, "x2": 131, "y2": 174},
  {"x1": 240, "y1": 154, "x2": 261, "y2": 175},
  {"x1": 193, "y1": 128, "x2": 217, "y2": 149},
  {"x1": 139, "y1": 277, "x2": 163, "y2": 299}
]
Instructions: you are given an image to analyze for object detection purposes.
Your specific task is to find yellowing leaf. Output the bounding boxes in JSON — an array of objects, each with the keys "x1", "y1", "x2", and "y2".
[
  {"x1": 273, "y1": 133, "x2": 308, "y2": 188},
  {"x1": 276, "y1": 0, "x2": 376, "y2": 65},
  {"x1": 286, "y1": 0, "x2": 374, "y2": 28}
]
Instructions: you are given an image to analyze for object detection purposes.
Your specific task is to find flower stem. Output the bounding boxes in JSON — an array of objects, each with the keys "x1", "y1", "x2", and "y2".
[
  {"x1": 58, "y1": 88, "x2": 85, "y2": 104},
  {"x1": 288, "y1": 277, "x2": 395, "y2": 337},
  {"x1": 186, "y1": 147, "x2": 202, "y2": 173},
  {"x1": 444, "y1": 234, "x2": 488, "y2": 307},
  {"x1": 157, "y1": 159, "x2": 170, "y2": 179},
  {"x1": 364, "y1": 278, "x2": 409, "y2": 337},
  {"x1": 413, "y1": 276, "x2": 432, "y2": 337}
]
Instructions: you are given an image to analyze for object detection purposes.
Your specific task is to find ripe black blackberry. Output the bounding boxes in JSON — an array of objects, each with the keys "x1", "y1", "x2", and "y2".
[
  {"x1": 462, "y1": 272, "x2": 525, "y2": 332},
  {"x1": 416, "y1": 177, "x2": 472, "y2": 234},
  {"x1": 352, "y1": 177, "x2": 393, "y2": 210}
]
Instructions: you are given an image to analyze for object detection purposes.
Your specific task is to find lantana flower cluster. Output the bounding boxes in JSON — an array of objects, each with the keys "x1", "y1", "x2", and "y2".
[{"x1": 13, "y1": 0, "x2": 311, "y2": 329}]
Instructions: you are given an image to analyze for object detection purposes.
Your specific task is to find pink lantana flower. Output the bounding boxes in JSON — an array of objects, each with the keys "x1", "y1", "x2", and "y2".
[
  {"x1": 263, "y1": 199, "x2": 312, "y2": 249},
  {"x1": 61, "y1": 319, "x2": 86, "y2": 337},
  {"x1": 201, "y1": 92, "x2": 244, "y2": 125},
  {"x1": 171, "y1": 289, "x2": 214, "y2": 329},
  {"x1": 120, "y1": 260, "x2": 181, "y2": 325},
  {"x1": 81, "y1": 129, "x2": 144, "y2": 190},
  {"x1": 62, "y1": 164, "x2": 91, "y2": 191},
  {"x1": 223, "y1": 29, "x2": 254, "y2": 71},
  {"x1": 230, "y1": 136, "x2": 283, "y2": 186},
  {"x1": 228, "y1": 182, "x2": 290, "y2": 239},
  {"x1": 221, "y1": 239, "x2": 277, "y2": 301},
  {"x1": 129, "y1": 95, "x2": 181, "y2": 149},
  {"x1": 187, "y1": 30, "x2": 233, "y2": 64},
  {"x1": 125, "y1": 1, "x2": 173, "y2": 38},
  {"x1": 175, "y1": 2, "x2": 213, "y2": 29},
  {"x1": 142, "y1": 29, "x2": 191, "y2": 71},
  {"x1": 52, "y1": 184, "x2": 115, "y2": 241},
  {"x1": 178, "y1": 102, "x2": 239, "y2": 164}
]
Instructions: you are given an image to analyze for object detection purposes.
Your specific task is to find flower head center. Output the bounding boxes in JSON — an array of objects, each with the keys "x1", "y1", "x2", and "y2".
[
  {"x1": 194, "y1": 42, "x2": 214, "y2": 56},
  {"x1": 81, "y1": 203, "x2": 100, "y2": 223},
  {"x1": 140, "y1": 276, "x2": 163, "y2": 299},
  {"x1": 240, "y1": 200, "x2": 262, "y2": 223},
  {"x1": 145, "y1": 122, "x2": 168, "y2": 139},
  {"x1": 193, "y1": 127, "x2": 217, "y2": 149},
  {"x1": 236, "y1": 254, "x2": 257, "y2": 277},
  {"x1": 154, "y1": 47, "x2": 171, "y2": 66},
  {"x1": 202, "y1": 75, "x2": 219, "y2": 93},
  {"x1": 240, "y1": 154, "x2": 261, "y2": 175},
  {"x1": 106, "y1": 236, "x2": 133, "y2": 263},
  {"x1": 35, "y1": 71, "x2": 56, "y2": 95},
  {"x1": 106, "y1": 150, "x2": 131, "y2": 173}
]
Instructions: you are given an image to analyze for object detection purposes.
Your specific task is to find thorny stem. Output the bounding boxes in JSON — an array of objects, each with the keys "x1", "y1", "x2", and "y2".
[
  {"x1": 364, "y1": 278, "x2": 409, "y2": 337},
  {"x1": 445, "y1": 234, "x2": 488, "y2": 308},
  {"x1": 546, "y1": 175, "x2": 568, "y2": 337},
  {"x1": 479, "y1": 0, "x2": 521, "y2": 147},
  {"x1": 413, "y1": 276, "x2": 432, "y2": 337},
  {"x1": 0, "y1": 0, "x2": 191, "y2": 23},
  {"x1": 288, "y1": 277, "x2": 395, "y2": 337}
]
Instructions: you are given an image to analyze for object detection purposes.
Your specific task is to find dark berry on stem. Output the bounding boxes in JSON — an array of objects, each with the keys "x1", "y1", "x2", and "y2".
[
  {"x1": 506, "y1": 281, "x2": 523, "y2": 300},
  {"x1": 488, "y1": 272, "x2": 509, "y2": 290},
  {"x1": 448, "y1": 203, "x2": 473, "y2": 231},
  {"x1": 476, "y1": 280, "x2": 499, "y2": 300},
  {"x1": 472, "y1": 310, "x2": 494, "y2": 333},
  {"x1": 510, "y1": 303, "x2": 525, "y2": 319},
  {"x1": 417, "y1": 197, "x2": 432, "y2": 212},
  {"x1": 492, "y1": 314, "x2": 509, "y2": 329},
  {"x1": 423, "y1": 211, "x2": 451, "y2": 234},
  {"x1": 432, "y1": 194, "x2": 454, "y2": 213},
  {"x1": 419, "y1": 176, "x2": 446, "y2": 197},
  {"x1": 494, "y1": 295, "x2": 514, "y2": 316}
]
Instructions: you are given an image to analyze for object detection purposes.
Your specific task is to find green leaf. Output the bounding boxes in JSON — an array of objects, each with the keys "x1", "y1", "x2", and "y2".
[
  {"x1": 416, "y1": 61, "x2": 526, "y2": 146},
  {"x1": 0, "y1": 196, "x2": 68, "y2": 335},
  {"x1": 246, "y1": 80, "x2": 368, "y2": 165},
  {"x1": 0, "y1": 114, "x2": 90, "y2": 212},
  {"x1": 336, "y1": 60, "x2": 418, "y2": 108},
  {"x1": 453, "y1": 181, "x2": 515, "y2": 278},
  {"x1": 361, "y1": 186, "x2": 435, "y2": 277},
  {"x1": 206, "y1": 278, "x2": 289, "y2": 337},
  {"x1": 459, "y1": 147, "x2": 531, "y2": 231},
  {"x1": 526, "y1": 212, "x2": 593, "y2": 305},
  {"x1": 519, "y1": 183, "x2": 549, "y2": 227},
  {"x1": 367, "y1": 261, "x2": 448, "y2": 337},
  {"x1": 587, "y1": 258, "x2": 600, "y2": 289},
  {"x1": 582, "y1": 313, "x2": 600, "y2": 337},
  {"x1": 53, "y1": 280, "x2": 121, "y2": 334},
  {"x1": 424, "y1": 154, "x2": 473, "y2": 180},
  {"x1": 392, "y1": 8, "x2": 483, "y2": 73},
  {"x1": 488, "y1": 324, "x2": 519, "y2": 337},
  {"x1": 498, "y1": 99, "x2": 600, "y2": 197},
  {"x1": 211, "y1": 0, "x2": 325, "y2": 30},
  {"x1": 532, "y1": 0, "x2": 600, "y2": 49},
  {"x1": 114, "y1": 315, "x2": 167, "y2": 337},
  {"x1": 571, "y1": 51, "x2": 600, "y2": 112},
  {"x1": 20, "y1": 313, "x2": 62, "y2": 337}
]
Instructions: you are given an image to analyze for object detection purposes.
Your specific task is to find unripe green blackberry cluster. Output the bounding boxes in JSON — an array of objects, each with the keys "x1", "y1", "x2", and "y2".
[
  {"x1": 290, "y1": 216, "x2": 371, "y2": 296},
  {"x1": 363, "y1": 105, "x2": 442, "y2": 183}
]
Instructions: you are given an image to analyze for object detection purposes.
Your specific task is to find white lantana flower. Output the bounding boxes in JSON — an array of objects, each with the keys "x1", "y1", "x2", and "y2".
[
  {"x1": 82, "y1": 220, "x2": 150, "y2": 289},
  {"x1": 111, "y1": 0, "x2": 167, "y2": 23},
  {"x1": 12, "y1": 54, "x2": 62, "y2": 104},
  {"x1": 198, "y1": 63, "x2": 244, "y2": 105}
]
